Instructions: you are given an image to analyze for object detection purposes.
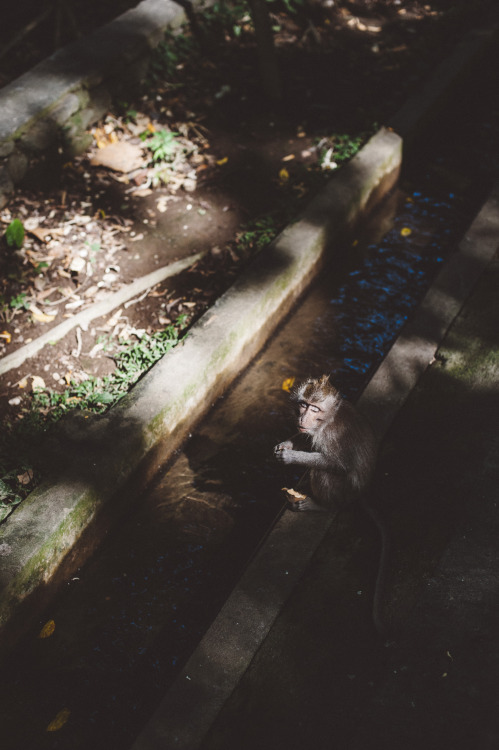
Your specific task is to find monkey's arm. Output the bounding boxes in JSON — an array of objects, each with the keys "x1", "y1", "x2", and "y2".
[
  {"x1": 273, "y1": 432, "x2": 309, "y2": 453},
  {"x1": 274, "y1": 446, "x2": 344, "y2": 472}
]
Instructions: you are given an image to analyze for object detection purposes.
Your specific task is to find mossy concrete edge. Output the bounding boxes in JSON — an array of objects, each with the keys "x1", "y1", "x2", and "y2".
[{"x1": 0, "y1": 128, "x2": 401, "y2": 653}]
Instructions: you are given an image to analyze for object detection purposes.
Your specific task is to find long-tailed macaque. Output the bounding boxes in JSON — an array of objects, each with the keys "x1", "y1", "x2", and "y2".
[
  {"x1": 274, "y1": 375, "x2": 377, "y2": 511},
  {"x1": 274, "y1": 375, "x2": 388, "y2": 634}
]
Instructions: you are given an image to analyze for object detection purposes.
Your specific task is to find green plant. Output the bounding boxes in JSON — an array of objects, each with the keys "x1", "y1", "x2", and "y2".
[
  {"x1": 117, "y1": 101, "x2": 139, "y2": 122},
  {"x1": 5, "y1": 218, "x2": 25, "y2": 249},
  {"x1": 141, "y1": 129, "x2": 179, "y2": 164},
  {"x1": 148, "y1": 30, "x2": 196, "y2": 83},
  {"x1": 0, "y1": 317, "x2": 189, "y2": 522},
  {"x1": 0, "y1": 474, "x2": 23, "y2": 523},
  {"x1": 317, "y1": 127, "x2": 377, "y2": 170},
  {"x1": 201, "y1": 0, "x2": 251, "y2": 38},
  {"x1": 236, "y1": 215, "x2": 279, "y2": 254},
  {"x1": 9, "y1": 292, "x2": 30, "y2": 311},
  {"x1": 267, "y1": 0, "x2": 304, "y2": 14}
]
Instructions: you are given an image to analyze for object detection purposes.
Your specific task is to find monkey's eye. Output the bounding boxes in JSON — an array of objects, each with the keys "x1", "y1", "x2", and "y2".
[{"x1": 310, "y1": 405, "x2": 321, "y2": 413}]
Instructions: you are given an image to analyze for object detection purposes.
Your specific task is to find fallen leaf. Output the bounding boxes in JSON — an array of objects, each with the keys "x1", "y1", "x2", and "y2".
[
  {"x1": 282, "y1": 377, "x2": 295, "y2": 392},
  {"x1": 400, "y1": 227, "x2": 412, "y2": 236},
  {"x1": 0, "y1": 330, "x2": 11, "y2": 343},
  {"x1": 279, "y1": 168, "x2": 290, "y2": 183},
  {"x1": 39, "y1": 619, "x2": 56, "y2": 639},
  {"x1": 29, "y1": 305, "x2": 56, "y2": 324},
  {"x1": 46, "y1": 708, "x2": 71, "y2": 732},
  {"x1": 31, "y1": 375, "x2": 46, "y2": 392},
  {"x1": 17, "y1": 469, "x2": 34, "y2": 486},
  {"x1": 282, "y1": 154, "x2": 295, "y2": 162},
  {"x1": 90, "y1": 142, "x2": 144, "y2": 173},
  {"x1": 216, "y1": 157, "x2": 229, "y2": 166}
]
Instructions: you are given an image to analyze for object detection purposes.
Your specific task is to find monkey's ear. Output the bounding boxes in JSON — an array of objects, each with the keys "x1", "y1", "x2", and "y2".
[{"x1": 319, "y1": 374, "x2": 330, "y2": 388}]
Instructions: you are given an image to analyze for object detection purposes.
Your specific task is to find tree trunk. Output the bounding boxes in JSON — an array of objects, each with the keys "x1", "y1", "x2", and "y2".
[{"x1": 247, "y1": 0, "x2": 283, "y2": 102}]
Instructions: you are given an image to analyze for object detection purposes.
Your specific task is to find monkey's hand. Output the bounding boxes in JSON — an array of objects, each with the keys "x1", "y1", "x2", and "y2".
[
  {"x1": 274, "y1": 440, "x2": 293, "y2": 457},
  {"x1": 274, "y1": 445, "x2": 303, "y2": 464}
]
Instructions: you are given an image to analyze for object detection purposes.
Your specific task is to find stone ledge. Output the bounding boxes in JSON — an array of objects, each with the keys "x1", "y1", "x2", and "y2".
[
  {"x1": 0, "y1": 0, "x2": 195, "y2": 206},
  {"x1": 0, "y1": 128, "x2": 402, "y2": 657}
]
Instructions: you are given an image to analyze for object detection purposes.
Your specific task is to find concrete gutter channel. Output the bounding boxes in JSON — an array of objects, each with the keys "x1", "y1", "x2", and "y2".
[{"x1": 0, "y1": 0, "x2": 497, "y2": 736}]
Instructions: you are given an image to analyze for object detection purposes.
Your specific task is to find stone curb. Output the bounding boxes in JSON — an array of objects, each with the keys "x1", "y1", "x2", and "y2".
[
  {"x1": 0, "y1": 127, "x2": 401, "y2": 655},
  {"x1": 0, "y1": 0, "x2": 196, "y2": 206}
]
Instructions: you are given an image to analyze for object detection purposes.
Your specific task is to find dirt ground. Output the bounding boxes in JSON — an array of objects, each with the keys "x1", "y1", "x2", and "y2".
[{"x1": 0, "y1": 0, "x2": 493, "y2": 510}]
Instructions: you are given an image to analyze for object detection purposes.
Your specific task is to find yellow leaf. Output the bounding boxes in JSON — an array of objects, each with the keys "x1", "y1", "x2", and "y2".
[
  {"x1": 0, "y1": 330, "x2": 11, "y2": 343},
  {"x1": 30, "y1": 305, "x2": 56, "y2": 324},
  {"x1": 39, "y1": 619, "x2": 56, "y2": 639},
  {"x1": 64, "y1": 371, "x2": 72, "y2": 385},
  {"x1": 216, "y1": 156, "x2": 229, "y2": 166},
  {"x1": 279, "y1": 168, "x2": 289, "y2": 183},
  {"x1": 18, "y1": 377, "x2": 28, "y2": 389},
  {"x1": 400, "y1": 227, "x2": 412, "y2": 237},
  {"x1": 282, "y1": 154, "x2": 295, "y2": 162},
  {"x1": 282, "y1": 377, "x2": 295, "y2": 392},
  {"x1": 147, "y1": 122, "x2": 156, "y2": 133},
  {"x1": 46, "y1": 708, "x2": 70, "y2": 732}
]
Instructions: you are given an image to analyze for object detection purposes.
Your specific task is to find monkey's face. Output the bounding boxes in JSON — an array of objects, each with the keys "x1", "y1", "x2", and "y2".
[{"x1": 297, "y1": 400, "x2": 324, "y2": 434}]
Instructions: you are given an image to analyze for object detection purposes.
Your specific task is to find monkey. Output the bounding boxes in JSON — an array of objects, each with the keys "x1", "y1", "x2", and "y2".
[
  {"x1": 273, "y1": 374, "x2": 389, "y2": 635},
  {"x1": 274, "y1": 374, "x2": 377, "y2": 511}
]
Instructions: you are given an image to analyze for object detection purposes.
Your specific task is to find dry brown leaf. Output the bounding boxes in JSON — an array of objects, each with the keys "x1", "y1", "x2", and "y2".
[{"x1": 90, "y1": 142, "x2": 144, "y2": 173}]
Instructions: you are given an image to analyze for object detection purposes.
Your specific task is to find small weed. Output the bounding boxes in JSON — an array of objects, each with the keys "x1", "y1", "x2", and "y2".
[
  {"x1": 5, "y1": 218, "x2": 25, "y2": 249},
  {"x1": 201, "y1": 1, "x2": 252, "y2": 38},
  {"x1": 317, "y1": 127, "x2": 377, "y2": 170},
  {"x1": 148, "y1": 30, "x2": 197, "y2": 83},
  {"x1": 142, "y1": 129, "x2": 179, "y2": 164},
  {"x1": 236, "y1": 215, "x2": 279, "y2": 255},
  {"x1": 0, "y1": 292, "x2": 31, "y2": 322},
  {"x1": 9, "y1": 292, "x2": 30, "y2": 311},
  {"x1": 0, "y1": 473, "x2": 23, "y2": 523},
  {"x1": 117, "y1": 101, "x2": 139, "y2": 122},
  {"x1": 0, "y1": 316, "x2": 188, "y2": 523}
]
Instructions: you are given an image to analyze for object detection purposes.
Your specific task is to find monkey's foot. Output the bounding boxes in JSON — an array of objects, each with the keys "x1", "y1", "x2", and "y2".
[{"x1": 281, "y1": 488, "x2": 326, "y2": 512}]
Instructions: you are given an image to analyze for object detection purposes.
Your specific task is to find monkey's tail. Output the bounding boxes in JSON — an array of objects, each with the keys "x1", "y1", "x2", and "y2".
[{"x1": 361, "y1": 496, "x2": 391, "y2": 638}]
